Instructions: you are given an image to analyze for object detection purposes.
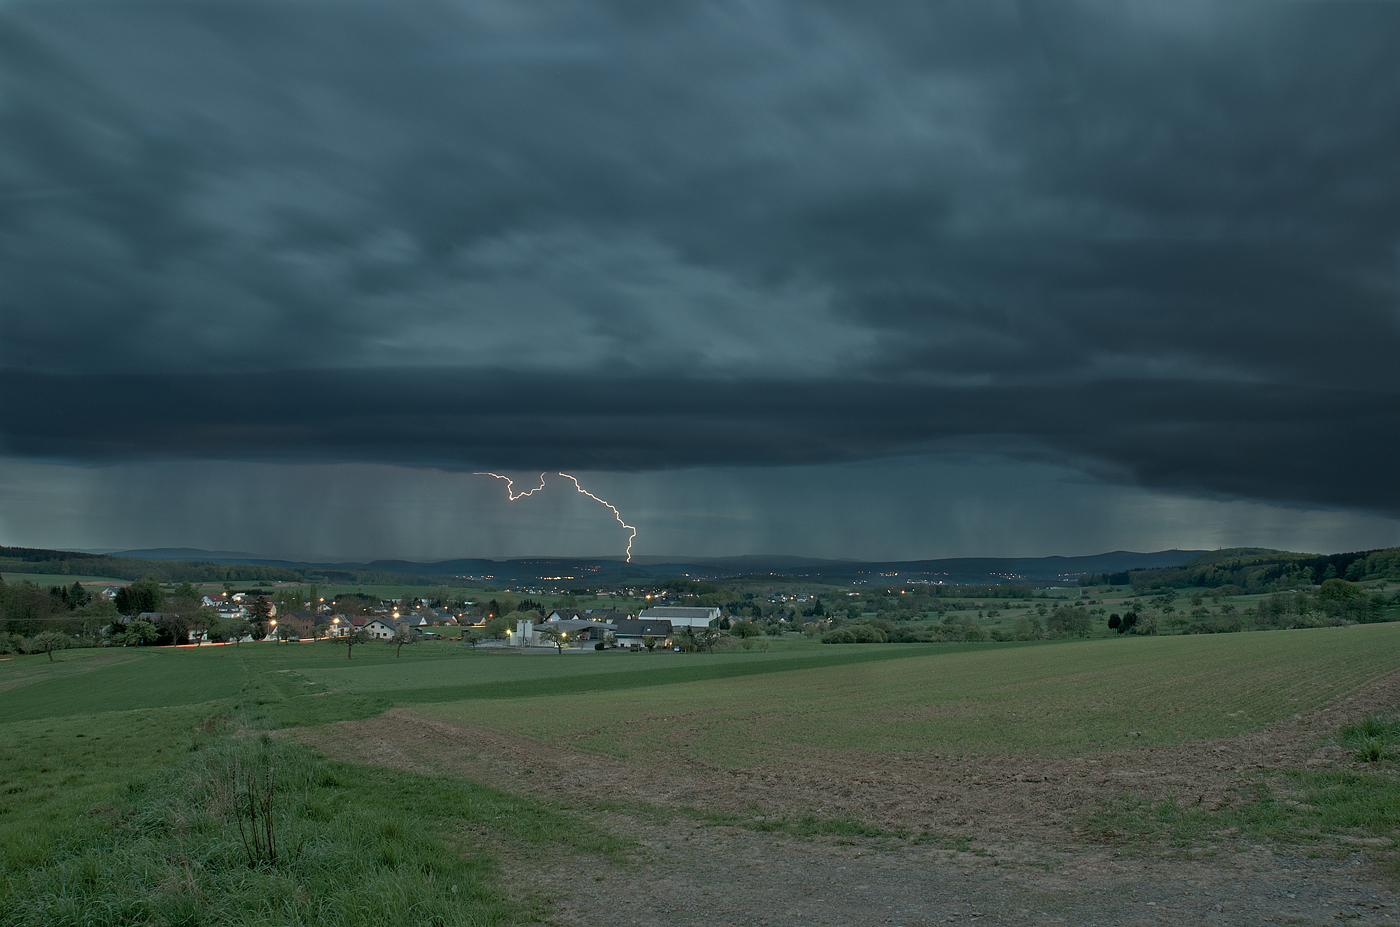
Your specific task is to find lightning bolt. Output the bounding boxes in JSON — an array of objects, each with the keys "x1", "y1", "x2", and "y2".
[
  {"x1": 556, "y1": 472, "x2": 638, "y2": 562},
  {"x1": 474, "y1": 471, "x2": 547, "y2": 501}
]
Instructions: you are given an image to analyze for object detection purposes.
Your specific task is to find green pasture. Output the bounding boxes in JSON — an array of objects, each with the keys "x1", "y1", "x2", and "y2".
[
  {"x1": 0, "y1": 644, "x2": 625, "y2": 927},
  {"x1": 1, "y1": 573, "x2": 128, "y2": 587},
  {"x1": 417, "y1": 623, "x2": 1400, "y2": 763},
  {"x1": 1, "y1": 622, "x2": 1398, "y2": 925}
]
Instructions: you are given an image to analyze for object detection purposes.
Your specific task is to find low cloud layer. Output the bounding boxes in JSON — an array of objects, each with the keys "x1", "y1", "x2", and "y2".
[{"x1": 2, "y1": 0, "x2": 1397, "y2": 556}]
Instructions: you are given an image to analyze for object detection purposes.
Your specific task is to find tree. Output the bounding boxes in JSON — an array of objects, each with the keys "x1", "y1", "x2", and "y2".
[
  {"x1": 499, "y1": 610, "x2": 535, "y2": 635},
  {"x1": 336, "y1": 627, "x2": 369, "y2": 659},
  {"x1": 186, "y1": 607, "x2": 216, "y2": 645},
  {"x1": 391, "y1": 623, "x2": 416, "y2": 657},
  {"x1": 538, "y1": 624, "x2": 568, "y2": 653},
  {"x1": 1047, "y1": 605, "x2": 1091, "y2": 638},
  {"x1": 115, "y1": 577, "x2": 165, "y2": 616},
  {"x1": 123, "y1": 620, "x2": 159, "y2": 646},
  {"x1": 62, "y1": 581, "x2": 89, "y2": 609},
  {"x1": 250, "y1": 596, "x2": 272, "y2": 640},
  {"x1": 690, "y1": 627, "x2": 722, "y2": 652},
  {"x1": 1319, "y1": 578, "x2": 1365, "y2": 602},
  {"x1": 153, "y1": 612, "x2": 190, "y2": 646},
  {"x1": 27, "y1": 630, "x2": 70, "y2": 662}
]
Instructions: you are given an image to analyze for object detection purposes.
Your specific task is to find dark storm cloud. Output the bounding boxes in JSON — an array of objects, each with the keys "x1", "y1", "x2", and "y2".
[
  {"x1": 2, "y1": 1, "x2": 1398, "y2": 517},
  {"x1": 5, "y1": 369, "x2": 1399, "y2": 515}
]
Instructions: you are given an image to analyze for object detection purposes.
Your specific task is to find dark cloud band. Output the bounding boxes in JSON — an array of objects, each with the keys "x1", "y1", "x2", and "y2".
[{"x1": 5, "y1": 370, "x2": 1396, "y2": 514}]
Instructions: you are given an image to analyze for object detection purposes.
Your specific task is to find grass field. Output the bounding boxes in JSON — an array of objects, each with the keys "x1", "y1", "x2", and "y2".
[
  {"x1": 418, "y1": 624, "x2": 1400, "y2": 762},
  {"x1": 2, "y1": 623, "x2": 1398, "y2": 924},
  {"x1": 1, "y1": 573, "x2": 129, "y2": 586}
]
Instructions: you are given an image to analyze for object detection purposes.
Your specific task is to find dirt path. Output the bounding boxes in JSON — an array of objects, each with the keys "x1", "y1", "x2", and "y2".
[{"x1": 297, "y1": 674, "x2": 1400, "y2": 925}]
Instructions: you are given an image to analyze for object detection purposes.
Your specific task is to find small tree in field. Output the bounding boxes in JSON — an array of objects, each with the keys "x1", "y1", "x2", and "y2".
[
  {"x1": 337, "y1": 627, "x2": 369, "y2": 659},
  {"x1": 27, "y1": 631, "x2": 70, "y2": 662},
  {"x1": 391, "y1": 623, "x2": 416, "y2": 657}
]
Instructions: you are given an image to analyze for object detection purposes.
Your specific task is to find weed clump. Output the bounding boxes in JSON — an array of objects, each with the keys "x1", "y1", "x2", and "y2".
[{"x1": 1341, "y1": 713, "x2": 1400, "y2": 763}]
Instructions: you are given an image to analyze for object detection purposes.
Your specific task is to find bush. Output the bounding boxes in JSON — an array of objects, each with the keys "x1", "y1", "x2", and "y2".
[
  {"x1": 852, "y1": 624, "x2": 887, "y2": 643},
  {"x1": 821, "y1": 628, "x2": 857, "y2": 644}
]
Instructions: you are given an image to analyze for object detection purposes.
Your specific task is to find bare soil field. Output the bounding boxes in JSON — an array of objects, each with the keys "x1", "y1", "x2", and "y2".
[{"x1": 299, "y1": 673, "x2": 1400, "y2": 925}]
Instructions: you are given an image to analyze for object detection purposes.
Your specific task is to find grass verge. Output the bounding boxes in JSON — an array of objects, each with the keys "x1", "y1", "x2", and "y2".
[{"x1": 1089, "y1": 716, "x2": 1400, "y2": 874}]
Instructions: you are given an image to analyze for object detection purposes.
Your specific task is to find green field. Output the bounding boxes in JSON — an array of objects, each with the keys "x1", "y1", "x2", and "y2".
[
  {"x1": 2, "y1": 624, "x2": 1398, "y2": 924},
  {"x1": 1, "y1": 573, "x2": 129, "y2": 587},
  {"x1": 418, "y1": 626, "x2": 1400, "y2": 761}
]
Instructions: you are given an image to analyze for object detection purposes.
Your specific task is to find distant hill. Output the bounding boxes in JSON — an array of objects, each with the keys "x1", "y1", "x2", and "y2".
[
  {"x1": 5, "y1": 545, "x2": 1213, "y2": 589},
  {"x1": 1079, "y1": 546, "x2": 1400, "y2": 592}
]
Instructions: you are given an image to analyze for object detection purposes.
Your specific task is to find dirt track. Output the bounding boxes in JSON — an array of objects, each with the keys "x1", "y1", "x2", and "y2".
[{"x1": 297, "y1": 674, "x2": 1400, "y2": 925}]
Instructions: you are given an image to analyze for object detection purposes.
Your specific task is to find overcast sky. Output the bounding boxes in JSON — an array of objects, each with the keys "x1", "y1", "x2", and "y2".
[{"x1": 1, "y1": 0, "x2": 1398, "y2": 562}]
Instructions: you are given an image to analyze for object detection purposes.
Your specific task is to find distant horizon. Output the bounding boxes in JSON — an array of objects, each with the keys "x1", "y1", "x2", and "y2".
[{"x1": 46, "y1": 543, "x2": 1284, "y2": 568}]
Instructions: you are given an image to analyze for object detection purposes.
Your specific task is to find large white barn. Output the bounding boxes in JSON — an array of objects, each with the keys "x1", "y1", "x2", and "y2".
[{"x1": 636, "y1": 606, "x2": 720, "y2": 628}]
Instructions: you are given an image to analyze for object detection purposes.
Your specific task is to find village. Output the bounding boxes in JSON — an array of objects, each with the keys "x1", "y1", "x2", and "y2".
[{"x1": 123, "y1": 588, "x2": 726, "y2": 652}]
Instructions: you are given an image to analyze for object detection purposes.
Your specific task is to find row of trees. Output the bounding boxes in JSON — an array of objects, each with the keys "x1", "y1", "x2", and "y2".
[{"x1": 1083, "y1": 546, "x2": 1400, "y2": 594}]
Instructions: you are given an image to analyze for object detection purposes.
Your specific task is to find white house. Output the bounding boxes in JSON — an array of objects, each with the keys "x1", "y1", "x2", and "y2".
[
  {"x1": 612, "y1": 618, "x2": 674, "y2": 648},
  {"x1": 363, "y1": 618, "x2": 396, "y2": 640}
]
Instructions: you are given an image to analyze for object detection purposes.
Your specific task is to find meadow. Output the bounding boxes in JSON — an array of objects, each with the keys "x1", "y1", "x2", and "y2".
[
  {"x1": 417, "y1": 624, "x2": 1400, "y2": 762},
  {"x1": 1, "y1": 623, "x2": 1397, "y2": 925}
]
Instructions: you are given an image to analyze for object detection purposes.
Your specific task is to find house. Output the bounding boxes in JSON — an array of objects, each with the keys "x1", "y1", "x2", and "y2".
[
  {"x1": 134, "y1": 611, "x2": 183, "y2": 625},
  {"x1": 637, "y1": 606, "x2": 720, "y2": 628},
  {"x1": 612, "y1": 618, "x2": 673, "y2": 648},
  {"x1": 278, "y1": 612, "x2": 318, "y2": 639},
  {"x1": 535, "y1": 618, "x2": 616, "y2": 644},
  {"x1": 584, "y1": 608, "x2": 631, "y2": 623},
  {"x1": 363, "y1": 618, "x2": 396, "y2": 640}
]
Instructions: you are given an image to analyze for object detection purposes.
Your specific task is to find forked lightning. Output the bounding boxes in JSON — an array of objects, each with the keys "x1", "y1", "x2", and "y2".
[{"x1": 476, "y1": 471, "x2": 637, "y2": 562}]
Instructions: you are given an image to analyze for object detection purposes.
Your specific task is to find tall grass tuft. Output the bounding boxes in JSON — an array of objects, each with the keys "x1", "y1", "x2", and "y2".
[{"x1": 1341, "y1": 713, "x2": 1400, "y2": 763}]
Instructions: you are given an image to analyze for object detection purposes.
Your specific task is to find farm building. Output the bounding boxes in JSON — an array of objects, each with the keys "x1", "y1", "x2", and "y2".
[{"x1": 637, "y1": 606, "x2": 720, "y2": 628}]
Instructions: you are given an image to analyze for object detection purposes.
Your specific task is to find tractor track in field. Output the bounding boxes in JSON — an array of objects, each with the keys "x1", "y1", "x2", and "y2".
[{"x1": 297, "y1": 671, "x2": 1400, "y2": 926}]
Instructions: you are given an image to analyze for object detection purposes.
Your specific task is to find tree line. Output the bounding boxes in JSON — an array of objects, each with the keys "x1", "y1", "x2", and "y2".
[{"x1": 1080, "y1": 546, "x2": 1400, "y2": 593}]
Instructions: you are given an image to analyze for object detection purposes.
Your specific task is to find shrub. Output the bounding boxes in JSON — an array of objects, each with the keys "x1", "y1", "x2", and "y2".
[
  {"x1": 821, "y1": 628, "x2": 857, "y2": 644},
  {"x1": 852, "y1": 624, "x2": 887, "y2": 643}
]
